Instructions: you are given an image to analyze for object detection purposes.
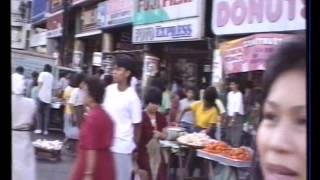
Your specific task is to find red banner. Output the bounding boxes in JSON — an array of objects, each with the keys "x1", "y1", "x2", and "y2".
[{"x1": 220, "y1": 34, "x2": 296, "y2": 74}]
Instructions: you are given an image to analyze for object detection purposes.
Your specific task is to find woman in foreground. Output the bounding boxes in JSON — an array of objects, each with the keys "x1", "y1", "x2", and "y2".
[
  {"x1": 70, "y1": 77, "x2": 115, "y2": 180},
  {"x1": 256, "y1": 38, "x2": 306, "y2": 180}
]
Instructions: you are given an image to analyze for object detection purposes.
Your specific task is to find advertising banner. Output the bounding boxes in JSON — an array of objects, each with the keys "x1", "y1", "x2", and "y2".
[
  {"x1": 106, "y1": 0, "x2": 133, "y2": 28},
  {"x1": 132, "y1": 17, "x2": 203, "y2": 44},
  {"x1": 220, "y1": 34, "x2": 295, "y2": 74},
  {"x1": 92, "y1": 52, "x2": 102, "y2": 66},
  {"x1": 133, "y1": 0, "x2": 201, "y2": 25},
  {"x1": 212, "y1": 0, "x2": 306, "y2": 35},
  {"x1": 97, "y1": 1, "x2": 108, "y2": 28},
  {"x1": 30, "y1": 32, "x2": 48, "y2": 47},
  {"x1": 142, "y1": 55, "x2": 159, "y2": 87}
]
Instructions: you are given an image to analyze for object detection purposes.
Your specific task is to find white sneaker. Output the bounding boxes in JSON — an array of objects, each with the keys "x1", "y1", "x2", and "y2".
[
  {"x1": 34, "y1": 129, "x2": 42, "y2": 134},
  {"x1": 43, "y1": 131, "x2": 49, "y2": 135}
]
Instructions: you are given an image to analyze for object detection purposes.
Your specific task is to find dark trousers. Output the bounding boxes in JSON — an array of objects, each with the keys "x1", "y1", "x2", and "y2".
[
  {"x1": 226, "y1": 115, "x2": 244, "y2": 147},
  {"x1": 36, "y1": 99, "x2": 51, "y2": 133}
]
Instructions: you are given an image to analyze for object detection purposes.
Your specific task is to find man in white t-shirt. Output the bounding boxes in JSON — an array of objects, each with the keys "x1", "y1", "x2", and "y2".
[
  {"x1": 226, "y1": 79, "x2": 244, "y2": 147},
  {"x1": 102, "y1": 54, "x2": 142, "y2": 180},
  {"x1": 34, "y1": 64, "x2": 54, "y2": 135},
  {"x1": 11, "y1": 66, "x2": 25, "y2": 95}
]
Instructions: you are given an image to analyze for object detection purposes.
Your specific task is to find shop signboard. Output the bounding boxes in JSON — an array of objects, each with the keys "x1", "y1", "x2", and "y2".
[
  {"x1": 97, "y1": 1, "x2": 108, "y2": 28},
  {"x1": 72, "y1": 51, "x2": 83, "y2": 69},
  {"x1": 212, "y1": 0, "x2": 306, "y2": 35},
  {"x1": 47, "y1": 27, "x2": 63, "y2": 38},
  {"x1": 101, "y1": 53, "x2": 115, "y2": 75},
  {"x1": 133, "y1": 0, "x2": 201, "y2": 25},
  {"x1": 81, "y1": 6, "x2": 98, "y2": 32},
  {"x1": 50, "y1": 0, "x2": 63, "y2": 13},
  {"x1": 31, "y1": 0, "x2": 48, "y2": 23},
  {"x1": 220, "y1": 33, "x2": 295, "y2": 74},
  {"x1": 92, "y1": 52, "x2": 102, "y2": 66},
  {"x1": 105, "y1": 0, "x2": 133, "y2": 28},
  {"x1": 211, "y1": 49, "x2": 223, "y2": 84},
  {"x1": 142, "y1": 55, "x2": 159, "y2": 87},
  {"x1": 132, "y1": 17, "x2": 203, "y2": 44},
  {"x1": 30, "y1": 31, "x2": 48, "y2": 47}
]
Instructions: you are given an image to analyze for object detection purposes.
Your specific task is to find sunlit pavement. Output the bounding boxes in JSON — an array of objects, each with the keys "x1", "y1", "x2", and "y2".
[{"x1": 32, "y1": 131, "x2": 75, "y2": 180}]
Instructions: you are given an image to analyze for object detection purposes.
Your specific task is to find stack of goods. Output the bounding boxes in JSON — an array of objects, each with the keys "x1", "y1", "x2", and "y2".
[
  {"x1": 32, "y1": 139, "x2": 63, "y2": 150},
  {"x1": 177, "y1": 133, "x2": 213, "y2": 147},
  {"x1": 32, "y1": 139, "x2": 63, "y2": 162},
  {"x1": 202, "y1": 142, "x2": 252, "y2": 162}
]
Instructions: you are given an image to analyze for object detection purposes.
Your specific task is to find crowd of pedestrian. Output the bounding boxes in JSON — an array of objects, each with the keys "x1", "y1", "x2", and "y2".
[{"x1": 12, "y1": 38, "x2": 306, "y2": 180}]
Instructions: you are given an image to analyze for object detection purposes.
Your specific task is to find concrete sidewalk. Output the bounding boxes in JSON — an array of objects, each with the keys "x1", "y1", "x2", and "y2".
[{"x1": 32, "y1": 132, "x2": 75, "y2": 180}]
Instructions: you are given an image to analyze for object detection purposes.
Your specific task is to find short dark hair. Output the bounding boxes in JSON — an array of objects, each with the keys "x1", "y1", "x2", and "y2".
[
  {"x1": 69, "y1": 73, "x2": 85, "y2": 88},
  {"x1": 114, "y1": 54, "x2": 135, "y2": 84},
  {"x1": 229, "y1": 78, "x2": 240, "y2": 85},
  {"x1": 84, "y1": 76, "x2": 105, "y2": 104},
  {"x1": 203, "y1": 86, "x2": 218, "y2": 107},
  {"x1": 144, "y1": 86, "x2": 162, "y2": 105},
  {"x1": 262, "y1": 37, "x2": 306, "y2": 103},
  {"x1": 44, "y1": 64, "x2": 52, "y2": 72},
  {"x1": 16, "y1": 66, "x2": 24, "y2": 74},
  {"x1": 103, "y1": 75, "x2": 113, "y2": 87},
  {"x1": 31, "y1": 71, "x2": 39, "y2": 78}
]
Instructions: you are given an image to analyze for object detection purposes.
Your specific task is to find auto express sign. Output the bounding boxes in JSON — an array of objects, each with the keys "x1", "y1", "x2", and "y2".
[
  {"x1": 212, "y1": 0, "x2": 306, "y2": 35},
  {"x1": 132, "y1": 17, "x2": 203, "y2": 44}
]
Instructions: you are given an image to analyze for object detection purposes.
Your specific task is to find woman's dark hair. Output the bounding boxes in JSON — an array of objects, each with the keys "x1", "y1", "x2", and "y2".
[
  {"x1": 84, "y1": 77, "x2": 105, "y2": 104},
  {"x1": 31, "y1": 71, "x2": 39, "y2": 86},
  {"x1": 69, "y1": 73, "x2": 85, "y2": 88},
  {"x1": 114, "y1": 54, "x2": 135, "y2": 85},
  {"x1": 262, "y1": 37, "x2": 306, "y2": 103},
  {"x1": 144, "y1": 86, "x2": 162, "y2": 105},
  {"x1": 103, "y1": 75, "x2": 113, "y2": 87},
  {"x1": 43, "y1": 64, "x2": 52, "y2": 72},
  {"x1": 251, "y1": 36, "x2": 306, "y2": 180},
  {"x1": 16, "y1": 66, "x2": 24, "y2": 74},
  {"x1": 203, "y1": 86, "x2": 218, "y2": 107}
]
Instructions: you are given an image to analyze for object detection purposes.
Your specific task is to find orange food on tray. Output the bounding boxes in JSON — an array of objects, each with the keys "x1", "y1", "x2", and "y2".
[{"x1": 203, "y1": 142, "x2": 252, "y2": 161}]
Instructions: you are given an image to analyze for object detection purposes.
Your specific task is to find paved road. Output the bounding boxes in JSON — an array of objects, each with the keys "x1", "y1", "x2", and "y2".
[{"x1": 32, "y1": 132, "x2": 75, "y2": 180}]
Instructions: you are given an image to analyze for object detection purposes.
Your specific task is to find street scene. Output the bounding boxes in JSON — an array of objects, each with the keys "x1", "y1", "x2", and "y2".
[{"x1": 11, "y1": 0, "x2": 306, "y2": 180}]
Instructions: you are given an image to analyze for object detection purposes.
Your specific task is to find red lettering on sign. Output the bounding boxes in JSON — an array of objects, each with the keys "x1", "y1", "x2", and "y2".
[
  {"x1": 231, "y1": 0, "x2": 247, "y2": 25},
  {"x1": 248, "y1": 0, "x2": 264, "y2": 24},
  {"x1": 286, "y1": 0, "x2": 296, "y2": 20},
  {"x1": 301, "y1": 0, "x2": 305, "y2": 18},
  {"x1": 266, "y1": 0, "x2": 283, "y2": 22},
  {"x1": 217, "y1": 1, "x2": 230, "y2": 27}
]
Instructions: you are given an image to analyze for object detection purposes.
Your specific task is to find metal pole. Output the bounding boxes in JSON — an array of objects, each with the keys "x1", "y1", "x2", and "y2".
[{"x1": 60, "y1": 0, "x2": 68, "y2": 66}]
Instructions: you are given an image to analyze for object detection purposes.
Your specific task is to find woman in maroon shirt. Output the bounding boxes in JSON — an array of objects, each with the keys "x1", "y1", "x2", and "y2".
[
  {"x1": 70, "y1": 77, "x2": 115, "y2": 180},
  {"x1": 136, "y1": 87, "x2": 168, "y2": 180}
]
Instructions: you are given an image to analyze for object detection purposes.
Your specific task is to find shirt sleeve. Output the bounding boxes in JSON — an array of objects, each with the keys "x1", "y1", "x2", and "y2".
[
  {"x1": 68, "y1": 89, "x2": 77, "y2": 105},
  {"x1": 38, "y1": 73, "x2": 44, "y2": 83},
  {"x1": 130, "y1": 94, "x2": 142, "y2": 124},
  {"x1": 190, "y1": 101, "x2": 200, "y2": 113},
  {"x1": 215, "y1": 99, "x2": 226, "y2": 114}
]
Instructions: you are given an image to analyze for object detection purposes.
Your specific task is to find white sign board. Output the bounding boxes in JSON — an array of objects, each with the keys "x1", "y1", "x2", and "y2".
[
  {"x1": 212, "y1": 0, "x2": 306, "y2": 35},
  {"x1": 30, "y1": 32, "x2": 48, "y2": 47},
  {"x1": 212, "y1": 49, "x2": 223, "y2": 84},
  {"x1": 92, "y1": 52, "x2": 102, "y2": 66},
  {"x1": 133, "y1": 17, "x2": 203, "y2": 44},
  {"x1": 47, "y1": 27, "x2": 63, "y2": 38}
]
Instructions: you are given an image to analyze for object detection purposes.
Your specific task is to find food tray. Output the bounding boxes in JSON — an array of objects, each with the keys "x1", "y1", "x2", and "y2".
[
  {"x1": 197, "y1": 149, "x2": 252, "y2": 168},
  {"x1": 176, "y1": 139, "x2": 205, "y2": 149}
]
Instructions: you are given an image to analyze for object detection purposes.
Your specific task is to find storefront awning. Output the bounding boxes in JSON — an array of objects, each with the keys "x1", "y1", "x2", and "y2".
[{"x1": 220, "y1": 33, "x2": 296, "y2": 74}]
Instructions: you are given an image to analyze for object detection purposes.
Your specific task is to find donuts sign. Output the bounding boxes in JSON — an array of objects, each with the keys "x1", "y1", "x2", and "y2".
[{"x1": 212, "y1": 0, "x2": 306, "y2": 35}]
